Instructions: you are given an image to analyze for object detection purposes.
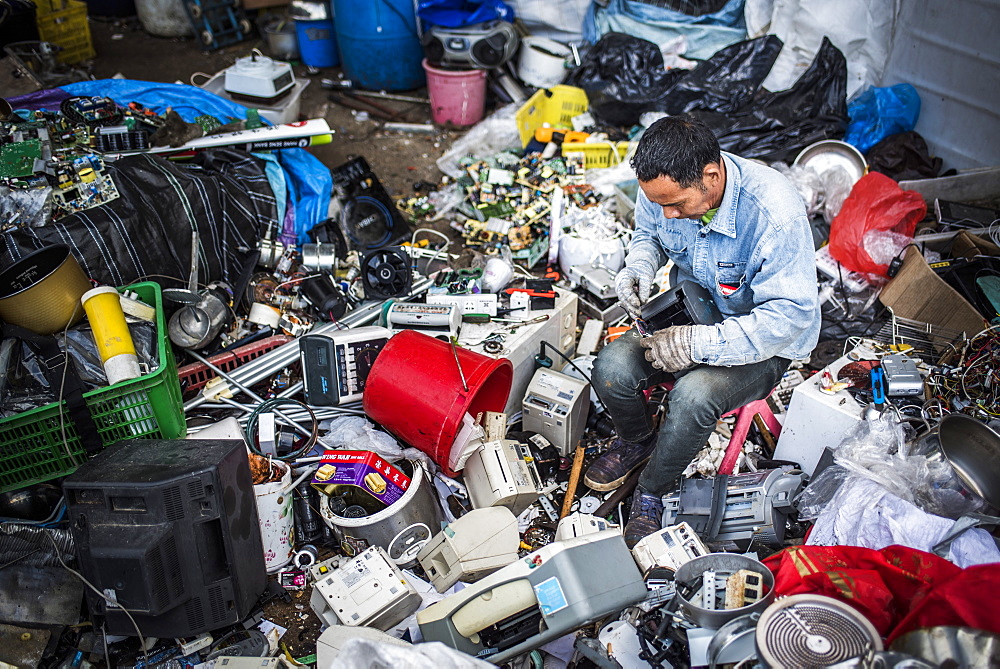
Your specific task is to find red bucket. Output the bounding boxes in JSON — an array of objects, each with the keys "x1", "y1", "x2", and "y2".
[{"x1": 362, "y1": 330, "x2": 513, "y2": 477}]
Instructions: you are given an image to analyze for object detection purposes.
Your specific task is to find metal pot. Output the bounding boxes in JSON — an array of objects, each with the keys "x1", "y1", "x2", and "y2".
[
  {"x1": 912, "y1": 414, "x2": 1000, "y2": 510},
  {"x1": 674, "y1": 553, "x2": 775, "y2": 630}
]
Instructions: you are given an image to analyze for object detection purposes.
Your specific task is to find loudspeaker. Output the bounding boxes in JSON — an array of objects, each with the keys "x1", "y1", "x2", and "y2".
[
  {"x1": 330, "y1": 157, "x2": 410, "y2": 252},
  {"x1": 422, "y1": 20, "x2": 519, "y2": 69},
  {"x1": 64, "y1": 439, "x2": 267, "y2": 638}
]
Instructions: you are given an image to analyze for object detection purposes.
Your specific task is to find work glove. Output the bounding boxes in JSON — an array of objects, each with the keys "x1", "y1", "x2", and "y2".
[
  {"x1": 614, "y1": 261, "x2": 655, "y2": 319},
  {"x1": 640, "y1": 325, "x2": 697, "y2": 373}
]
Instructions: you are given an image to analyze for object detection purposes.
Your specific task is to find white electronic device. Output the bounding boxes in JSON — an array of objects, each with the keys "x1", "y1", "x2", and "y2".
[
  {"x1": 223, "y1": 53, "x2": 295, "y2": 101},
  {"x1": 417, "y1": 506, "x2": 520, "y2": 593},
  {"x1": 463, "y1": 439, "x2": 541, "y2": 515},
  {"x1": 186, "y1": 417, "x2": 246, "y2": 442},
  {"x1": 460, "y1": 287, "x2": 578, "y2": 415},
  {"x1": 554, "y1": 512, "x2": 619, "y2": 541},
  {"x1": 315, "y1": 625, "x2": 410, "y2": 669},
  {"x1": 417, "y1": 531, "x2": 647, "y2": 664},
  {"x1": 309, "y1": 546, "x2": 421, "y2": 631},
  {"x1": 386, "y1": 302, "x2": 461, "y2": 340},
  {"x1": 815, "y1": 245, "x2": 869, "y2": 293},
  {"x1": 426, "y1": 292, "x2": 499, "y2": 317},
  {"x1": 308, "y1": 555, "x2": 344, "y2": 583},
  {"x1": 522, "y1": 368, "x2": 590, "y2": 455},
  {"x1": 206, "y1": 659, "x2": 281, "y2": 669},
  {"x1": 300, "y1": 326, "x2": 393, "y2": 406},
  {"x1": 630, "y1": 522, "x2": 710, "y2": 575},
  {"x1": 773, "y1": 346, "x2": 870, "y2": 476}
]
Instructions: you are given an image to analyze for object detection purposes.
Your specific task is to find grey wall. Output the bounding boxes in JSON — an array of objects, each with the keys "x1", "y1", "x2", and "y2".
[{"x1": 881, "y1": 0, "x2": 1000, "y2": 170}]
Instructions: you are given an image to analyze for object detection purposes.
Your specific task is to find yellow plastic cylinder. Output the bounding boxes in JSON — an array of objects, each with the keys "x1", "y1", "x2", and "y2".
[{"x1": 81, "y1": 286, "x2": 140, "y2": 385}]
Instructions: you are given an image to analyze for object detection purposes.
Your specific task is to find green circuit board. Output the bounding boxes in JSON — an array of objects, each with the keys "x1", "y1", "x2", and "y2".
[{"x1": 0, "y1": 140, "x2": 43, "y2": 178}]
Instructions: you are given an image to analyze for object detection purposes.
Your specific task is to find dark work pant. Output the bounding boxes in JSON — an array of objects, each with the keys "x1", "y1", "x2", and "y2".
[{"x1": 591, "y1": 329, "x2": 790, "y2": 496}]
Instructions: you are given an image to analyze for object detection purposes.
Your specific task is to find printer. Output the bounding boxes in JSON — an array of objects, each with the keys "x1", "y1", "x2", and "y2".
[{"x1": 417, "y1": 531, "x2": 647, "y2": 663}]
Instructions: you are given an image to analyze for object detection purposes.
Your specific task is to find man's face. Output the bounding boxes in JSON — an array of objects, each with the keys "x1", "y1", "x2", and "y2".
[{"x1": 639, "y1": 162, "x2": 725, "y2": 221}]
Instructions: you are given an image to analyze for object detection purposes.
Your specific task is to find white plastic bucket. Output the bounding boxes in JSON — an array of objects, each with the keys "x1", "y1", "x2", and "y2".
[
  {"x1": 254, "y1": 462, "x2": 295, "y2": 573},
  {"x1": 517, "y1": 37, "x2": 571, "y2": 89}
]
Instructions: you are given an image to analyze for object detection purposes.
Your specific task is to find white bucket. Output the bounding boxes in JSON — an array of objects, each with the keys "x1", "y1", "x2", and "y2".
[
  {"x1": 517, "y1": 37, "x2": 571, "y2": 89},
  {"x1": 254, "y1": 462, "x2": 295, "y2": 573}
]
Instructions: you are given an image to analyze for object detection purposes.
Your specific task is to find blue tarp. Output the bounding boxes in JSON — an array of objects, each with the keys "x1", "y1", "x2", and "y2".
[
  {"x1": 26, "y1": 79, "x2": 331, "y2": 244},
  {"x1": 583, "y1": 0, "x2": 747, "y2": 61}
]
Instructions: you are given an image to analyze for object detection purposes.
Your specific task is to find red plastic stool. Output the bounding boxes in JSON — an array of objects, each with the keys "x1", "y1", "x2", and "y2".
[
  {"x1": 717, "y1": 398, "x2": 781, "y2": 475},
  {"x1": 644, "y1": 384, "x2": 781, "y2": 475}
]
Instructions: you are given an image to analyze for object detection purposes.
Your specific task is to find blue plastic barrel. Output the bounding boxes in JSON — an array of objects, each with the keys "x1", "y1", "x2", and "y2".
[
  {"x1": 331, "y1": 0, "x2": 425, "y2": 91},
  {"x1": 296, "y1": 18, "x2": 339, "y2": 69}
]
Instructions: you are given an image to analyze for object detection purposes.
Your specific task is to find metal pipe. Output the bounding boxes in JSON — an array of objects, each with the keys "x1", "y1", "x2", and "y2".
[{"x1": 188, "y1": 350, "x2": 311, "y2": 438}]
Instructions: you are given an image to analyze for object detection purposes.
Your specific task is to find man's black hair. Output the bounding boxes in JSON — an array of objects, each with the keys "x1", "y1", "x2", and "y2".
[{"x1": 630, "y1": 115, "x2": 721, "y2": 188}]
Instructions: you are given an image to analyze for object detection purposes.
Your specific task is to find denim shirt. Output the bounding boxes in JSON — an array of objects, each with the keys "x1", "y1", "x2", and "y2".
[{"x1": 628, "y1": 152, "x2": 821, "y2": 366}]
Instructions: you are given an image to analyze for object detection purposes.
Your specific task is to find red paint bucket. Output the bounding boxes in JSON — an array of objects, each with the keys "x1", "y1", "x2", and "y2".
[{"x1": 362, "y1": 330, "x2": 513, "y2": 477}]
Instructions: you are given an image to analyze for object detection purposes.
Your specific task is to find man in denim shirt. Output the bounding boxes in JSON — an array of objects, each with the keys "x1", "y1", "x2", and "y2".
[{"x1": 585, "y1": 116, "x2": 820, "y2": 546}]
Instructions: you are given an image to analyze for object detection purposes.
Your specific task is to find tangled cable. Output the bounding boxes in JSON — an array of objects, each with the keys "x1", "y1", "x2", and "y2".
[
  {"x1": 926, "y1": 324, "x2": 1000, "y2": 419},
  {"x1": 244, "y1": 397, "x2": 319, "y2": 460}
]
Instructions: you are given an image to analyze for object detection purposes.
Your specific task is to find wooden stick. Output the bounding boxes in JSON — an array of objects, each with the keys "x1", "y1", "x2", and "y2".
[{"x1": 560, "y1": 441, "x2": 587, "y2": 519}]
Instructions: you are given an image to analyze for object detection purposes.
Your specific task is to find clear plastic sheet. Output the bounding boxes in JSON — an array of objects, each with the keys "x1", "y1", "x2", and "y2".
[
  {"x1": 862, "y1": 229, "x2": 914, "y2": 268},
  {"x1": 316, "y1": 415, "x2": 432, "y2": 470},
  {"x1": 0, "y1": 184, "x2": 52, "y2": 229},
  {"x1": 332, "y1": 639, "x2": 493, "y2": 669},
  {"x1": 795, "y1": 414, "x2": 985, "y2": 521},
  {"x1": 0, "y1": 320, "x2": 159, "y2": 417},
  {"x1": 773, "y1": 162, "x2": 854, "y2": 224},
  {"x1": 436, "y1": 104, "x2": 521, "y2": 178}
]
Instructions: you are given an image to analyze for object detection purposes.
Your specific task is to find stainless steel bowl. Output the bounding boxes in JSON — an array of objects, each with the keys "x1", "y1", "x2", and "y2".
[
  {"x1": 793, "y1": 140, "x2": 868, "y2": 185},
  {"x1": 918, "y1": 414, "x2": 1000, "y2": 509}
]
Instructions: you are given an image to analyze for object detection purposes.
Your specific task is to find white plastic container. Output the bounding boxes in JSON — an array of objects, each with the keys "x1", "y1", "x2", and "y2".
[
  {"x1": 517, "y1": 36, "x2": 571, "y2": 89},
  {"x1": 200, "y1": 73, "x2": 310, "y2": 126},
  {"x1": 254, "y1": 461, "x2": 295, "y2": 573}
]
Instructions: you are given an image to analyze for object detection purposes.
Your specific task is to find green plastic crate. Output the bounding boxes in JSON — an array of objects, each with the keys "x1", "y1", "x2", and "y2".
[{"x1": 0, "y1": 282, "x2": 185, "y2": 492}]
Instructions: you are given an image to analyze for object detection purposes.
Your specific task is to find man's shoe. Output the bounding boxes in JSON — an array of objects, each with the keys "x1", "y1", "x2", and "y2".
[
  {"x1": 624, "y1": 490, "x2": 664, "y2": 548},
  {"x1": 583, "y1": 437, "x2": 655, "y2": 492}
]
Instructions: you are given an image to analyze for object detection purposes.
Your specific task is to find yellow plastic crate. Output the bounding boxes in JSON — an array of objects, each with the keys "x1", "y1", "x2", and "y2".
[
  {"x1": 563, "y1": 142, "x2": 634, "y2": 169},
  {"x1": 515, "y1": 85, "x2": 589, "y2": 148},
  {"x1": 34, "y1": 0, "x2": 95, "y2": 64}
]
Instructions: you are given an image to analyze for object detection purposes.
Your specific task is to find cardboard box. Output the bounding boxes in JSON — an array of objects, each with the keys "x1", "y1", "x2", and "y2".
[
  {"x1": 311, "y1": 451, "x2": 410, "y2": 509},
  {"x1": 952, "y1": 230, "x2": 1000, "y2": 258},
  {"x1": 880, "y1": 244, "x2": 989, "y2": 337}
]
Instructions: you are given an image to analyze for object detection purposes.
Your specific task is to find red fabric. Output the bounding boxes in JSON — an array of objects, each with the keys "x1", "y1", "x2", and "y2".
[
  {"x1": 887, "y1": 563, "x2": 1000, "y2": 644},
  {"x1": 828, "y1": 171, "x2": 926, "y2": 276},
  {"x1": 763, "y1": 545, "x2": 959, "y2": 636}
]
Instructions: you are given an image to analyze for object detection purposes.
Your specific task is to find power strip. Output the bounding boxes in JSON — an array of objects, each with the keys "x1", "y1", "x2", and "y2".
[{"x1": 815, "y1": 246, "x2": 869, "y2": 293}]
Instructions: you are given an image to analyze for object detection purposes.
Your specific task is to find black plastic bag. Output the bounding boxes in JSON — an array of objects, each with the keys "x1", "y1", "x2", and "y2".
[
  {"x1": 567, "y1": 34, "x2": 782, "y2": 127},
  {"x1": 690, "y1": 37, "x2": 849, "y2": 163},
  {"x1": 867, "y1": 131, "x2": 944, "y2": 181},
  {"x1": 652, "y1": 35, "x2": 783, "y2": 116},
  {"x1": 567, "y1": 32, "x2": 681, "y2": 127}
]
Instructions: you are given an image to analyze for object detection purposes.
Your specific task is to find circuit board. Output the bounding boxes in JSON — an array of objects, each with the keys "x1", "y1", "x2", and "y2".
[
  {"x1": 50, "y1": 153, "x2": 121, "y2": 219},
  {"x1": 0, "y1": 140, "x2": 43, "y2": 178}
]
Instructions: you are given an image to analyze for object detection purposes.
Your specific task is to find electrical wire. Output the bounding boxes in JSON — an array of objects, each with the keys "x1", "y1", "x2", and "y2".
[
  {"x1": 244, "y1": 398, "x2": 319, "y2": 460},
  {"x1": 56, "y1": 315, "x2": 75, "y2": 463},
  {"x1": 538, "y1": 340, "x2": 593, "y2": 385},
  {"x1": 45, "y1": 532, "x2": 149, "y2": 667},
  {"x1": 410, "y1": 227, "x2": 450, "y2": 257}
]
